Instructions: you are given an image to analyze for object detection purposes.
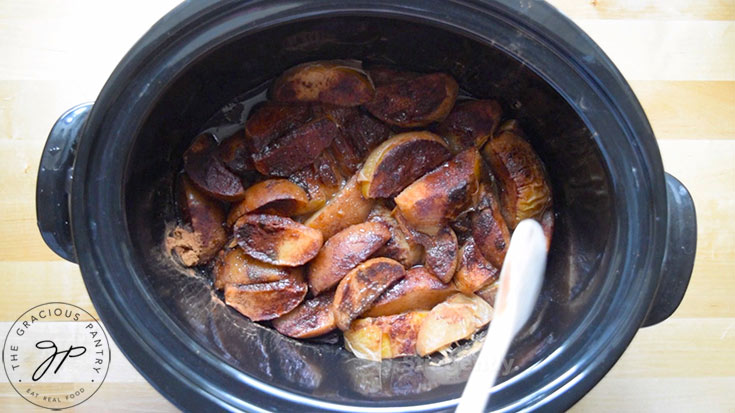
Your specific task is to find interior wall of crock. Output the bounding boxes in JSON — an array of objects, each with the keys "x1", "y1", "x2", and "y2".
[{"x1": 123, "y1": 15, "x2": 614, "y2": 403}]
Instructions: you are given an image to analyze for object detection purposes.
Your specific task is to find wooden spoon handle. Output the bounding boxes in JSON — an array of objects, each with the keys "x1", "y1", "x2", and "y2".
[{"x1": 456, "y1": 219, "x2": 548, "y2": 413}]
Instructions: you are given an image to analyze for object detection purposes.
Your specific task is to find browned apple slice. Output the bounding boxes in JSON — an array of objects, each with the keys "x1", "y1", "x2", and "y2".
[
  {"x1": 166, "y1": 175, "x2": 228, "y2": 267},
  {"x1": 365, "y1": 73, "x2": 458, "y2": 127},
  {"x1": 271, "y1": 60, "x2": 374, "y2": 107},
  {"x1": 308, "y1": 222, "x2": 391, "y2": 295},
  {"x1": 365, "y1": 267, "x2": 455, "y2": 317},
  {"x1": 437, "y1": 100, "x2": 503, "y2": 153},
  {"x1": 423, "y1": 226, "x2": 460, "y2": 283},
  {"x1": 233, "y1": 214, "x2": 323, "y2": 266},
  {"x1": 227, "y1": 179, "x2": 310, "y2": 226},
  {"x1": 343, "y1": 311, "x2": 428, "y2": 361},
  {"x1": 272, "y1": 291, "x2": 336, "y2": 339},
  {"x1": 333, "y1": 258, "x2": 406, "y2": 330},
  {"x1": 394, "y1": 148, "x2": 482, "y2": 235},
  {"x1": 454, "y1": 238, "x2": 499, "y2": 294},
  {"x1": 339, "y1": 110, "x2": 392, "y2": 156},
  {"x1": 358, "y1": 132, "x2": 450, "y2": 198},
  {"x1": 217, "y1": 130, "x2": 256, "y2": 176},
  {"x1": 184, "y1": 133, "x2": 246, "y2": 201},
  {"x1": 471, "y1": 205, "x2": 511, "y2": 269},
  {"x1": 244, "y1": 102, "x2": 312, "y2": 152},
  {"x1": 416, "y1": 293, "x2": 494, "y2": 356},
  {"x1": 289, "y1": 152, "x2": 345, "y2": 214},
  {"x1": 224, "y1": 276, "x2": 308, "y2": 321},
  {"x1": 367, "y1": 205, "x2": 423, "y2": 268},
  {"x1": 253, "y1": 117, "x2": 340, "y2": 176},
  {"x1": 482, "y1": 120, "x2": 552, "y2": 228},
  {"x1": 212, "y1": 247, "x2": 302, "y2": 290},
  {"x1": 475, "y1": 281, "x2": 499, "y2": 307},
  {"x1": 327, "y1": 130, "x2": 363, "y2": 176},
  {"x1": 304, "y1": 174, "x2": 375, "y2": 240}
]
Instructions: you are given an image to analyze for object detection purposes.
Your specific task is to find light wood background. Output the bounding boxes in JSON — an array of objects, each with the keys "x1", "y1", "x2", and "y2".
[{"x1": 1, "y1": 0, "x2": 733, "y2": 411}]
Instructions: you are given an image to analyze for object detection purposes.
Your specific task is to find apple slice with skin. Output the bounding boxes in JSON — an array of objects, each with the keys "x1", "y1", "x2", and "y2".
[
  {"x1": 244, "y1": 102, "x2": 312, "y2": 152},
  {"x1": 394, "y1": 148, "x2": 482, "y2": 236},
  {"x1": 454, "y1": 238, "x2": 499, "y2": 295},
  {"x1": 308, "y1": 222, "x2": 391, "y2": 295},
  {"x1": 271, "y1": 60, "x2": 374, "y2": 107},
  {"x1": 253, "y1": 117, "x2": 340, "y2": 177},
  {"x1": 365, "y1": 73, "x2": 458, "y2": 127},
  {"x1": 304, "y1": 173, "x2": 375, "y2": 240},
  {"x1": 358, "y1": 131, "x2": 450, "y2": 199},
  {"x1": 343, "y1": 311, "x2": 429, "y2": 361},
  {"x1": 272, "y1": 291, "x2": 336, "y2": 339},
  {"x1": 437, "y1": 100, "x2": 502, "y2": 154},
  {"x1": 416, "y1": 293, "x2": 494, "y2": 356},
  {"x1": 481, "y1": 120, "x2": 552, "y2": 228},
  {"x1": 233, "y1": 214, "x2": 323, "y2": 267},
  {"x1": 332, "y1": 257, "x2": 405, "y2": 331},
  {"x1": 167, "y1": 175, "x2": 227, "y2": 267},
  {"x1": 224, "y1": 275, "x2": 307, "y2": 321},
  {"x1": 212, "y1": 247, "x2": 303, "y2": 290},
  {"x1": 227, "y1": 179, "x2": 310, "y2": 226},
  {"x1": 365, "y1": 267, "x2": 455, "y2": 317},
  {"x1": 184, "y1": 133, "x2": 246, "y2": 201}
]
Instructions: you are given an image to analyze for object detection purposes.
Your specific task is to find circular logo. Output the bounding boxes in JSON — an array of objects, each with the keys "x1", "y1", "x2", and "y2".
[{"x1": 2, "y1": 302, "x2": 110, "y2": 409}]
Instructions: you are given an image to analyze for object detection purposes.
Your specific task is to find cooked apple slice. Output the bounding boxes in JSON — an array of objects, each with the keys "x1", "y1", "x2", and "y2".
[
  {"x1": 482, "y1": 120, "x2": 552, "y2": 228},
  {"x1": 423, "y1": 226, "x2": 459, "y2": 283},
  {"x1": 253, "y1": 117, "x2": 340, "y2": 176},
  {"x1": 244, "y1": 102, "x2": 312, "y2": 152},
  {"x1": 471, "y1": 205, "x2": 511, "y2": 269},
  {"x1": 217, "y1": 130, "x2": 256, "y2": 176},
  {"x1": 224, "y1": 276, "x2": 308, "y2": 321},
  {"x1": 233, "y1": 214, "x2": 323, "y2": 266},
  {"x1": 212, "y1": 247, "x2": 303, "y2": 290},
  {"x1": 308, "y1": 222, "x2": 391, "y2": 295},
  {"x1": 271, "y1": 60, "x2": 374, "y2": 107},
  {"x1": 367, "y1": 205, "x2": 423, "y2": 268},
  {"x1": 289, "y1": 152, "x2": 345, "y2": 214},
  {"x1": 365, "y1": 267, "x2": 455, "y2": 317},
  {"x1": 343, "y1": 311, "x2": 428, "y2": 361},
  {"x1": 454, "y1": 238, "x2": 499, "y2": 294},
  {"x1": 304, "y1": 173, "x2": 375, "y2": 239},
  {"x1": 416, "y1": 293, "x2": 494, "y2": 356},
  {"x1": 327, "y1": 130, "x2": 364, "y2": 176},
  {"x1": 394, "y1": 148, "x2": 481, "y2": 235},
  {"x1": 339, "y1": 110, "x2": 392, "y2": 156},
  {"x1": 365, "y1": 73, "x2": 458, "y2": 127},
  {"x1": 184, "y1": 133, "x2": 246, "y2": 201},
  {"x1": 272, "y1": 291, "x2": 336, "y2": 339},
  {"x1": 227, "y1": 179, "x2": 309, "y2": 226},
  {"x1": 475, "y1": 281, "x2": 499, "y2": 307},
  {"x1": 358, "y1": 132, "x2": 450, "y2": 198},
  {"x1": 167, "y1": 176, "x2": 228, "y2": 267},
  {"x1": 437, "y1": 100, "x2": 502, "y2": 153},
  {"x1": 333, "y1": 258, "x2": 406, "y2": 330}
]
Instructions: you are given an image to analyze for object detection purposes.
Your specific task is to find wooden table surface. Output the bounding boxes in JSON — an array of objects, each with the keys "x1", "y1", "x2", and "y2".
[{"x1": 1, "y1": 1, "x2": 733, "y2": 411}]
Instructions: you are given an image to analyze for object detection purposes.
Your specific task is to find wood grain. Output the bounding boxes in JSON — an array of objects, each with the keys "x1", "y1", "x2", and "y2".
[
  {"x1": 552, "y1": 0, "x2": 735, "y2": 21},
  {"x1": 0, "y1": 0, "x2": 733, "y2": 412}
]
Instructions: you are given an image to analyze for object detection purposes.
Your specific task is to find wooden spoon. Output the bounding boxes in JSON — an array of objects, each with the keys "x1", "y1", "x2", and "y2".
[{"x1": 456, "y1": 219, "x2": 548, "y2": 413}]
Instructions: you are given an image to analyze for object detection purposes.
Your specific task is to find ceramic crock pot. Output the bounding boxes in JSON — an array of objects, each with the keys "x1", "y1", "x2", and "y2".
[{"x1": 36, "y1": 1, "x2": 697, "y2": 411}]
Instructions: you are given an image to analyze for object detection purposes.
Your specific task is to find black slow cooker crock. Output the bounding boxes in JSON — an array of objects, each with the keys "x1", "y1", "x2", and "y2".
[{"x1": 36, "y1": 1, "x2": 697, "y2": 411}]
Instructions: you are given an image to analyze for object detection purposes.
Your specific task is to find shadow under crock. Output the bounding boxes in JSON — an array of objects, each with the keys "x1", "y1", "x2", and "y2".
[{"x1": 124, "y1": 16, "x2": 614, "y2": 408}]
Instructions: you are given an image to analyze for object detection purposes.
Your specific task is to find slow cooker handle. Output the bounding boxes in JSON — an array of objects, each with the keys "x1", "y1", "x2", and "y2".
[
  {"x1": 642, "y1": 173, "x2": 697, "y2": 327},
  {"x1": 36, "y1": 103, "x2": 93, "y2": 263}
]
